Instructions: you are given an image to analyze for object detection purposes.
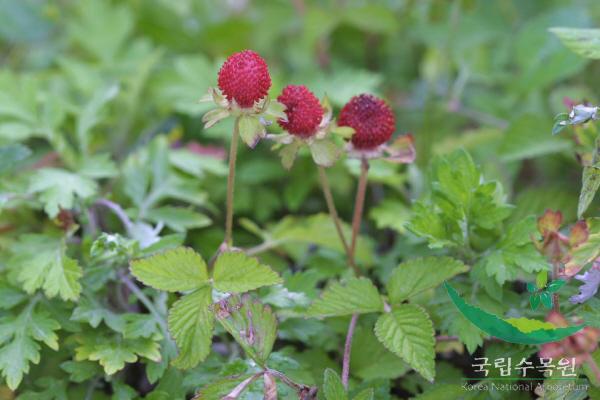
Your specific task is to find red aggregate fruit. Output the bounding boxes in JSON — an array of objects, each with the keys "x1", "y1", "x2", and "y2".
[
  {"x1": 338, "y1": 94, "x2": 396, "y2": 150},
  {"x1": 277, "y1": 85, "x2": 324, "y2": 138},
  {"x1": 217, "y1": 50, "x2": 271, "y2": 108}
]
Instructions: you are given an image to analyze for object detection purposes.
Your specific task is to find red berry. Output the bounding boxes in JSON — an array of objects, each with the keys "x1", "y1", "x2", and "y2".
[
  {"x1": 277, "y1": 85, "x2": 324, "y2": 138},
  {"x1": 338, "y1": 94, "x2": 395, "y2": 150},
  {"x1": 217, "y1": 50, "x2": 271, "y2": 108}
]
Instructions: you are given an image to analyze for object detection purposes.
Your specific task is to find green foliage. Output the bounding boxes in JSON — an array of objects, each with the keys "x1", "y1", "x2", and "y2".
[
  {"x1": 550, "y1": 27, "x2": 600, "y2": 59},
  {"x1": 9, "y1": 234, "x2": 82, "y2": 301},
  {"x1": 386, "y1": 257, "x2": 468, "y2": 304},
  {"x1": 1, "y1": 0, "x2": 600, "y2": 398},
  {"x1": 307, "y1": 277, "x2": 383, "y2": 317},
  {"x1": 0, "y1": 302, "x2": 60, "y2": 390},
  {"x1": 374, "y1": 305, "x2": 436, "y2": 382},
  {"x1": 130, "y1": 247, "x2": 209, "y2": 292},
  {"x1": 167, "y1": 286, "x2": 214, "y2": 369},
  {"x1": 212, "y1": 251, "x2": 282, "y2": 293}
]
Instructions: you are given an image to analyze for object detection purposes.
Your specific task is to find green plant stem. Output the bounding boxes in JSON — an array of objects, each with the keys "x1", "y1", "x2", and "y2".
[
  {"x1": 317, "y1": 165, "x2": 360, "y2": 276},
  {"x1": 119, "y1": 270, "x2": 168, "y2": 336},
  {"x1": 225, "y1": 117, "x2": 241, "y2": 249},
  {"x1": 341, "y1": 158, "x2": 370, "y2": 389}
]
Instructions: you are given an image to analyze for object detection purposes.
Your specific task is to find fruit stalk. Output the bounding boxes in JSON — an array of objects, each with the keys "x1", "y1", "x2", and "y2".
[
  {"x1": 225, "y1": 117, "x2": 241, "y2": 248},
  {"x1": 342, "y1": 158, "x2": 370, "y2": 389},
  {"x1": 317, "y1": 165, "x2": 360, "y2": 276}
]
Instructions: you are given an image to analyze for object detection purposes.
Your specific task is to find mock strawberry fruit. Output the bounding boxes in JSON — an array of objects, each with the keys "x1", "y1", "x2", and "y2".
[
  {"x1": 277, "y1": 85, "x2": 324, "y2": 138},
  {"x1": 217, "y1": 50, "x2": 271, "y2": 108},
  {"x1": 338, "y1": 94, "x2": 395, "y2": 150}
]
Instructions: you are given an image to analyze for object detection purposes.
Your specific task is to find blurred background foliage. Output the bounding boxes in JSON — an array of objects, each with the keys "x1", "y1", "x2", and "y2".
[{"x1": 1, "y1": 0, "x2": 600, "y2": 398}]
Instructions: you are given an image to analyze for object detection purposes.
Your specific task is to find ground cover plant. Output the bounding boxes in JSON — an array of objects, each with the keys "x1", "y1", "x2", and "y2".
[{"x1": 1, "y1": 1, "x2": 600, "y2": 399}]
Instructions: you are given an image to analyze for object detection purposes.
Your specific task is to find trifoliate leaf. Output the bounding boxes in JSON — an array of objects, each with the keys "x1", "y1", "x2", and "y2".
[
  {"x1": 212, "y1": 251, "x2": 282, "y2": 293},
  {"x1": 323, "y1": 369, "x2": 347, "y2": 400},
  {"x1": 167, "y1": 286, "x2": 214, "y2": 369},
  {"x1": 374, "y1": 305, "x2": 436, "y2": 382},
  {"x1": 9, "y1": 234, "x2": 82, "y2": 301},
  {"x1": 130, "y1": 247, "x2": 208, "y2": 292},
  {"x1": 386, "y1": 257, "x2": 468, "y2": 304},
  {"x1": 0, "y1": 305, "x2": 60, "y2": 390},
  {"x1": 308, "y1": 277, "x2": 383, "y2": 317},
  {"x1": 214, "y1": 294, "x2": 277, "y2": 367},
  {"x1": 28, "y1": 168, "x2": 97, "y2": 217}
]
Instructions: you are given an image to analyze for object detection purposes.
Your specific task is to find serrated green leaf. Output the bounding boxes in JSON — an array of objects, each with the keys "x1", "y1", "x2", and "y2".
[
  {"x1": 60, "y1": 360, "x2": 102, "y2": 383},
  {"x1": 374, "y1": 305, "x2": 435, "y2": 382},
  {"x1": 350, "y1": 326, "x2": 410, "y2": 381},
  {"x1": 0, "y1": 305, "x2": 60, "y2": 390},
  {"x1": 308, "y1": 277, "x2": 383, "y2": 317},
  {"x1": 477, "y1": 217, "x2": 547, "y2": 285},
  {"x1": 75, "y1": 333, "x2": 161, "y2": 375},
  {"x1": 122, "y1": 314, "x2": 160, "y2": 339},
  {"x1": 130, "y1": 247, "x2": 208, "y2": 292},
  {"x1": 323, "y1": 369, "x2": 347, "y2": 400},
  {"x1": 212, "y1": 251, "x2": 282, "y2": 293},
  {"x1": 28, "y1": 168, "x2": 97, "y2": 217},
  {"x1": 386, "y1": 257, "x2": 467, "y2": 304},
  {"x1": 9, "y1": 234, "x2": 82, "y2": 301},
  {"x1": 167, "y1": 286, "x2": 214, "y2": 369},
  {"x1": 214, "y1": 295, "x2": 277, "y2": 366},
  {"x1": 71, "y1": 296, "x2": 124, "y2": 332},
  {"x1": 550, "y1": 27, "x2": 600, "y2": 59}
]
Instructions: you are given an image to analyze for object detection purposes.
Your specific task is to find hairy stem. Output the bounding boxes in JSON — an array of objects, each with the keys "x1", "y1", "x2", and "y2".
[
  {"x1": 341, "y1": 158, "x2": 370, "y2": 389},
  {"x1": 342, "y1": 313, "x2": 359, "y2": 388},
  {"x1": 317, "y1": 165, "x2": 360, "y2": 276},
  {"x1": 225, "y1": 117, "x2": 241, "y2": 248}
]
